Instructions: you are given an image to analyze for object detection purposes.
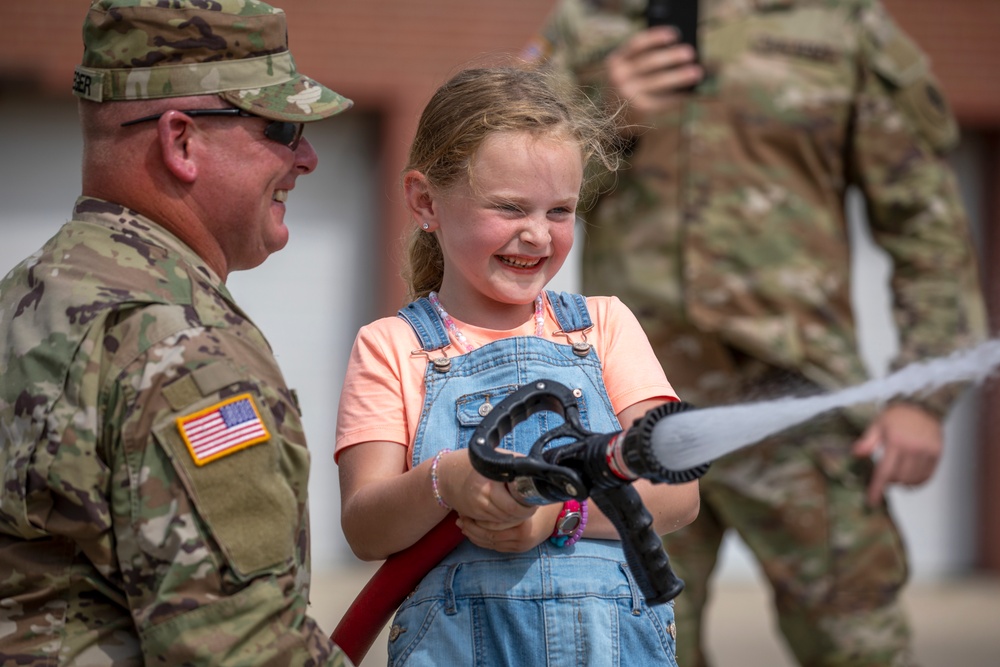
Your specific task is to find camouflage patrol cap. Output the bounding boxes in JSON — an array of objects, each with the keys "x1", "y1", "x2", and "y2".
[{"x1": 72, "y1": 0, "x2": 352, "y2": 122}]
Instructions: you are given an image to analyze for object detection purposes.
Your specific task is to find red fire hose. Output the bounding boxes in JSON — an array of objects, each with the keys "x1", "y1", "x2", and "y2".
[{"x1": 329, "y1": 513, "x2": 464, "y2": 665}]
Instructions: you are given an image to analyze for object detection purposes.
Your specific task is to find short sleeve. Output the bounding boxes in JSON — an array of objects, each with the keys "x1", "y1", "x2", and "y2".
[{"x1": 335, "y1": 318, "x2": 417, "y2": 461}]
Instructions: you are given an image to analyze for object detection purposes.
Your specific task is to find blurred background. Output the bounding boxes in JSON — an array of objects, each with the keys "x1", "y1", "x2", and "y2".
[{"x1": 2, "y1": 1, "x2": 998, "y2": 664}]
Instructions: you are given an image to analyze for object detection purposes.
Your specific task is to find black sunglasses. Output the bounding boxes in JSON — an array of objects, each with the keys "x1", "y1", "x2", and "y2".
[{"x1": 120, "y1": 108, "x2": 305, "y2": 150}]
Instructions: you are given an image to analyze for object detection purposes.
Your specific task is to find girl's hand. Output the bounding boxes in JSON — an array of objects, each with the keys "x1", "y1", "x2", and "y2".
[
  {"x1": 456, "y1": 504, "x2": 563, "y2": 553},
  {"x1": 436, "y1": 449, "x2": 536, "y2": 525}
]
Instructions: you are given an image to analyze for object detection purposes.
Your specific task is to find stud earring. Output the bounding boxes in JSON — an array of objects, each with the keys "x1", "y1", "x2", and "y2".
[{"x1": 422, "y1": 223, "x2": 430, "y2": 230}]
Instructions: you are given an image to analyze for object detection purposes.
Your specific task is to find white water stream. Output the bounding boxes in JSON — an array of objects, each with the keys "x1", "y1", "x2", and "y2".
[{"x1": 651, "y1": 339, "x2": 1000, "y2": 471}]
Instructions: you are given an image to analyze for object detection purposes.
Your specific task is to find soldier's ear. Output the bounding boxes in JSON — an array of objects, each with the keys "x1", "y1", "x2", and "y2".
[{"x1": 158, "y1": 111, "x2": 199, "y2": 184}]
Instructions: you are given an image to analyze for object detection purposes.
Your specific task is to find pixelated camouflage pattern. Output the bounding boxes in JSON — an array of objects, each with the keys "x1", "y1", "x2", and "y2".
[
  {"x1": 533, "y1": 0, "x2": 986, "y2": 416},
  {"x1": 0, "y1": 198, "x2": 351, "y2": 666},
  {"x1": 74, "y1": 0, "x2": 353, "y2": 122}
]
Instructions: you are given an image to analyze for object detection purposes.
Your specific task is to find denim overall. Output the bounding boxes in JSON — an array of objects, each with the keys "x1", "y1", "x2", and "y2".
[{"x1": 387, "y1": 291, "x2": 678, "y2": 667}]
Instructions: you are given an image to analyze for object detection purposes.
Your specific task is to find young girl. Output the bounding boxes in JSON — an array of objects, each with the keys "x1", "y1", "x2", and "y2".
[{"x1": 335, "y1": 65, "x2": 700, "y2": 666}]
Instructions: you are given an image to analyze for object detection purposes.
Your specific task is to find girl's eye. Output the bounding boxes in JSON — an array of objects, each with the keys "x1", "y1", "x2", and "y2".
[{"x1": 496, "y1": 202, "x2": 522, "y2": 213}]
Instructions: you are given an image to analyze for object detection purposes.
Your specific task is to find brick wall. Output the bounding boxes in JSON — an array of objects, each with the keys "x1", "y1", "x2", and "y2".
[{"x1": 883, "y1": 0, "x2": 1000, "y2": 127}]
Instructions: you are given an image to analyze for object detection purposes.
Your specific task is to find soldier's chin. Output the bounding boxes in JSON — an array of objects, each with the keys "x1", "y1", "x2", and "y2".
[{"x1": 267, "y1": 222, "x2": 290, "y2": 254}]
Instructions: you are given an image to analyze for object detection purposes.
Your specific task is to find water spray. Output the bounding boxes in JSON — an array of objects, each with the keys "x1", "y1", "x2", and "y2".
[{"x1": 651, "y1": 338, "x2": 1000, "y2": 472}]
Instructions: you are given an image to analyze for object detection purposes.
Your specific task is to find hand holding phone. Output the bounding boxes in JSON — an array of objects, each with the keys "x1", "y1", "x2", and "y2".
[{"x1": 605, "y1": 1, "x2": 703, "y2": 118}]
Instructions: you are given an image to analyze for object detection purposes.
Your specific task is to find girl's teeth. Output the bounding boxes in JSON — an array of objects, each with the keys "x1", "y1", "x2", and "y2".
[
  {"x1": 273, "y1": 190, "x2": 288, "y2": 203},
  {"x1": 500, "y1": 256, "x2": 539, "y2": 269}
]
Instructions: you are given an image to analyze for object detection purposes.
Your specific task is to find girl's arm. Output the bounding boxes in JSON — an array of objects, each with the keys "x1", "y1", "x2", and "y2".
[
  {"x1": 339, "y1": 441, "x2": 539, "y2": 561},
  {"x1": 339, "y1": 440, "x2": 445, "y2": 561}
]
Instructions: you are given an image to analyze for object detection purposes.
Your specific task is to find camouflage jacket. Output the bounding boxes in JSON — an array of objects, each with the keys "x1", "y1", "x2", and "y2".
[
  {"x1": 530, "y1": 0, "x2": 986, "y2": 413},
  {"x1": 0, "y1": 198, "x2": 349, "y2": 666}
]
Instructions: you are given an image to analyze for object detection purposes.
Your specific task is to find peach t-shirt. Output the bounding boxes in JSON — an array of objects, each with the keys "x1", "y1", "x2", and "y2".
[{"x1": 334, "y1": 295, "x2": 676, "y2": 464}]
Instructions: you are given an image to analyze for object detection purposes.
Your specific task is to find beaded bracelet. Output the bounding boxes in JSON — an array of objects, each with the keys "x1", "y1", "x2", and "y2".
[{"x1": 430, "y1": 448, "x2": 452, "y2": 510}]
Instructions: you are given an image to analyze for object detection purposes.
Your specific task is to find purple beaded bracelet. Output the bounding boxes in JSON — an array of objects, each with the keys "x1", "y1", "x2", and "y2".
[{"x1": 430, "y1": 448, "x2": 452, "y2": 509}]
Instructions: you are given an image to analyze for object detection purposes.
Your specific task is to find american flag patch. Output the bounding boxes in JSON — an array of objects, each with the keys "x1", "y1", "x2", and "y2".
[{"x1": 176, "y1": 393, "x2": 270, "y2": 466}]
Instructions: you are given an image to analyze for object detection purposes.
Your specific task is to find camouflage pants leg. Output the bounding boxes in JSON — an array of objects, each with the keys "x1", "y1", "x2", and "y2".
[{"x1": 663, "y1": 413, "x2": 915, "y2": 667}]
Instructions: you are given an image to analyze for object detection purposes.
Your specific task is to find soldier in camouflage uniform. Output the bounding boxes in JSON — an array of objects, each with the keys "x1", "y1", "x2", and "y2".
[
  {"x1": 525, "y1": 1, "x2": 986, "y2": 665},
  {"x1": 0, "y1": 1, "x2": 354, "y2": 664}
]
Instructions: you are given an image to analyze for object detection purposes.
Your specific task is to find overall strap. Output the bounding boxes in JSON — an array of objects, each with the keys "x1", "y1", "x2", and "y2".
[
  {"x1": 398, "y1": 298, "x2": 450, "y2": 351},
  {"x1": 400, "y1": 292, "x2": 592, "y2": 350},
  {"x1": 546, "y1": 290, "x2": 592, "y2": 333}
]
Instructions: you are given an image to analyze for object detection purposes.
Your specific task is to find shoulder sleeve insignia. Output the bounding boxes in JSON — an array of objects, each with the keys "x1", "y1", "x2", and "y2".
[{"x1": 176, "y1": 393, "x2": 271, "y2": 466}]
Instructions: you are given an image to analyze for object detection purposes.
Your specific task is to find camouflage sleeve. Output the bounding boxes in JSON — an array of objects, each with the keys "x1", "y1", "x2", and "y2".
[
  {"x1": 102, "y1": 304, "x2": 351, "y2": 666},
  {"x1": 851, "y1": 1, "x2": 988, "y2": 417}
]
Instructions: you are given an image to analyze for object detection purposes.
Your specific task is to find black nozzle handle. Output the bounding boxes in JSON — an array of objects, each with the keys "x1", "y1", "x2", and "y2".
[
  {"x1": 591, "y1": 485, "x2": 685, "y2": 604},
  {"x1": 468, "y1": 380, "x2": 592, "y2": 500}
]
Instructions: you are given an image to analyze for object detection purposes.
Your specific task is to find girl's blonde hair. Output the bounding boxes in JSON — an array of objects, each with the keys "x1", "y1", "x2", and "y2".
[{"x1": 401, "y1": 64, "x2": 622, "y2": 302}]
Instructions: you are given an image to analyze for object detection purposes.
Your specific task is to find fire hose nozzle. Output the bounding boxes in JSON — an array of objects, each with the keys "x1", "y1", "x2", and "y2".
[
  {"x1": 466, "y1": 380, "x2": 711, "y2": 605},
  {"x1": 615, "y1": 401, "x2": 711, "y2": 485}
]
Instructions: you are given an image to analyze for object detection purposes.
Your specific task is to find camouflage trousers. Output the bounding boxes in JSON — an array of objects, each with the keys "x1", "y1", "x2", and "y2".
[{"x1": 662, "y1": 413, "x2": 915, "y2": 667}]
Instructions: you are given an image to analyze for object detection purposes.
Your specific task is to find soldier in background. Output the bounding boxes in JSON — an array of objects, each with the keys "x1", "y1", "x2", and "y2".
[
  {"x1": 525, "y1": 0, "x2": 986, "y2": 665},
  {"x1": 0, "y1": 1, "x2": 354, "y2": 664}
]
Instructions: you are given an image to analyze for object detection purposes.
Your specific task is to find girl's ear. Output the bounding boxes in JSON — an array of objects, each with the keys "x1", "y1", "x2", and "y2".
[
  {"x1": 158, "y1": 111, "x2": 198, "y2": 184},
  {"x1": 403, "y1": 170, "x2": 438, "y2": 231}
]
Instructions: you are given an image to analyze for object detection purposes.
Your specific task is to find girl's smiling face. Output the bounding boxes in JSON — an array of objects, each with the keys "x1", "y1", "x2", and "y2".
[{"x1": 407, "y1": 129, "x2": 583, "y2": 330}]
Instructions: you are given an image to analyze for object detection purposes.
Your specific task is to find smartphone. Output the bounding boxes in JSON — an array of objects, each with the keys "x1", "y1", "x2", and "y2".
[{"x1": 645, "y1": 0, "x2": 699, "y2": 56}]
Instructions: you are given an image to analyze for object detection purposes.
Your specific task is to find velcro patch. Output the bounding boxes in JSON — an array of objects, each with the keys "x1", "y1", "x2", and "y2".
[
  {"x1": 176, "y1": 393, "x2": 270, "y2": 466},
  {"x1": 753, "y1": 36, "x2": 839, "y2": 64}
]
